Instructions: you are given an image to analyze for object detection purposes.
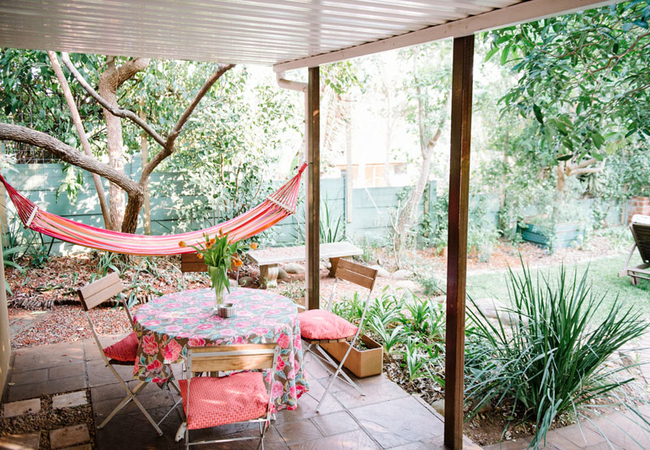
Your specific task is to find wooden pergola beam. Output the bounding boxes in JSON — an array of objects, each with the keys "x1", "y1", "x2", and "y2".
[
  {"x1": 306, "y1": 66, "x2": 320, "y2": 310},
  {"x1": 444, "y1": 34, "x2": 474, "y2": 450}
]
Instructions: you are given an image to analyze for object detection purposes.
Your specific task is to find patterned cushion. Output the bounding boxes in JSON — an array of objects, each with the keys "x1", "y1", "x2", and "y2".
[
  {"x1": 103, "y1": 332, "x2": 139, "y2": 362},
  {"x1": 299, "y1": 309, "x2": 358, "y2": 340},
  {"x1": 179, "y1": 372, "x2": 269, "y2": 430}
]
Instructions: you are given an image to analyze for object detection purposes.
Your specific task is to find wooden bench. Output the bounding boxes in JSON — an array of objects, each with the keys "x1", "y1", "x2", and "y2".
[{"x1": 248, "y1": 242, "x2": 363, "y2": 288}]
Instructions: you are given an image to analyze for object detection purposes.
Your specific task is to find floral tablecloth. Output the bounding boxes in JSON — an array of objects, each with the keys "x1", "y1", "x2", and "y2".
[{"x1": 133, "y1": 287, "x2": 308, "y2": 412}]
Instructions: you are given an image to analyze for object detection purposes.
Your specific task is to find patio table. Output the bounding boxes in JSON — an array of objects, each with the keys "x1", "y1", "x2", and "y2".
[{"x1": 132, "y1": 287, "x2": 309, "y2": 411}]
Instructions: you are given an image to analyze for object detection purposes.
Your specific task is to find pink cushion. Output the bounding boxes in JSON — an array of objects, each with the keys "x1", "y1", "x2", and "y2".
[
  {"x1": 179, "y1": 372, "x2": 269, "y2": 430},
  {"x1": 299, "y1": 309, "x2": 358, "y2": 340},
  {"x1": 103, "y1": 332, "x2": 139, "y2": 362}
]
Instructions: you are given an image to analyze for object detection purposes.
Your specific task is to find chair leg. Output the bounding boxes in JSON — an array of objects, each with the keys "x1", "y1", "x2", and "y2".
[
  {"x1": 315, "y1": 345, "x2": 365, "y2": 396},
  {"x1": 98, "y1": 380, "x2": 147, "y2": 429},
  {"x1": 157, "y1": 388, "x2": 183, "y2": 427}
]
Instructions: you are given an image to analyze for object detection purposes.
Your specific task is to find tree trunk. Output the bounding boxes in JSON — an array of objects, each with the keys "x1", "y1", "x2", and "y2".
[{"x1": 99, "y1": 58, "x2": 127, "y2": 230}]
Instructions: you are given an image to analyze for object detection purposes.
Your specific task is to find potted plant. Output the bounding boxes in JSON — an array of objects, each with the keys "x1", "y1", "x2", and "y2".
[{"x1": 321, "y1": 334, "x2": 383, "y2": 378}]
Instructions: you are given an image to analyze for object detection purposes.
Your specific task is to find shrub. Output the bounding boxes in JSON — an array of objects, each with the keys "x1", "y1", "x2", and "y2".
[{"x1": 465, "y1": 264, "x2": 648, "y2": 448}]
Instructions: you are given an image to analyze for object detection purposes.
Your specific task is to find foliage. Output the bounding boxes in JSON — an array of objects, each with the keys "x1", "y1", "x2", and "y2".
[
  {"x1": 154, "y1": 66, "x2": 300, "y2": 233},
  {"x1": 292, "y1": 199, "x2": 345, "y2": 245},
  {"x1": 598, "y1": 143, "x2": 650, "y2": 200},
  {"x1": 180, "y1": 232, "x2": 255, "y2": 294},
  {"x1": 486, "y1": 2, "x2": 650, "y2": 161},
  {"x1": 465, "y1": 264, "x2": 648, "y2": 447},
  {"x1": 279, "y1": 281, "x2": 306, "y2": 302}
]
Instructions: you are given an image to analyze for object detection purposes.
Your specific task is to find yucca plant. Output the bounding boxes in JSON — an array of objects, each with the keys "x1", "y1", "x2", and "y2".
[{"x1": 465, "y1": 263, "x2": 649, "y2": 448}]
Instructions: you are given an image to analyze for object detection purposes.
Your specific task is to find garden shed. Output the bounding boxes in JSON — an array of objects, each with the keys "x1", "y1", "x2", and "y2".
[{"x1": 0, "y1": 0, "x2": 621, "y2": 448}]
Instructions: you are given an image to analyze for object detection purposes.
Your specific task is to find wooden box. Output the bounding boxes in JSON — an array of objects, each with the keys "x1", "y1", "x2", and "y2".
[{"x1": 321, "y1": 335, "x2": 383, "y2": 378}]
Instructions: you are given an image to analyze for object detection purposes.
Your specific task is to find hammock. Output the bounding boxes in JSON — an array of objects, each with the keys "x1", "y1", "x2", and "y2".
[{"x1": 1, "y1": 163, "x2": 306, "y2": 256}]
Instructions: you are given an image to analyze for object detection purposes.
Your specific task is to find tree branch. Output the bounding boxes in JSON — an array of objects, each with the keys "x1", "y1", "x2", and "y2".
[
  {"x1": 47, "y1": 51, "x2": 113, "y2": 230},
  {"x1": 141, "y1": 63, "x2": 235, "y2": 181},
  {"x1": 0, "y1": 123, "x2": 142, "y2": 196},
  {"x1": 60, "y1": 53, "x2": 166, "y2": 147},
  {"x1": 116, "y1": 57, "x2": 150, "y2": 87}
]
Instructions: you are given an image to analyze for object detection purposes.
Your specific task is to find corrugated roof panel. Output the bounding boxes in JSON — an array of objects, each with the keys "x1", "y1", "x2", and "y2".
[{"x1": 0, "y1": 0, "x2": 522, "y2": 65}]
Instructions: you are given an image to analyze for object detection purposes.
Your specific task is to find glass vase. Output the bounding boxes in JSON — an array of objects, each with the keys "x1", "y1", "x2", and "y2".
[{"x1": 214, "y1": 283, "x2": 225, "y2": 308}]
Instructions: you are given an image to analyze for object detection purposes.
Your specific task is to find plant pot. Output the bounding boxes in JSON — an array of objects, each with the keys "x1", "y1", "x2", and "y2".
[
  {"x1": 519, "y1": 222, "x2": 585, "y2": 250},
  {"x1": 321, "y1": 334, "x2": 383, "y2": 378}
]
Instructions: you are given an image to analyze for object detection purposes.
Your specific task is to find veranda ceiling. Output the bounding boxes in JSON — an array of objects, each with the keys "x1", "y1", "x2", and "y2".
[{"x1": 0, "y1": 0, "x2": 615, "y2": 70}]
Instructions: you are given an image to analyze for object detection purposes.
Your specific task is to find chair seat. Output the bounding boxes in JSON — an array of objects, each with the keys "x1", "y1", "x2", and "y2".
[
  {"x1": 299, "y1": 309, "x2": 358, "y2": 341},
  {"x1": 103, "y1": 331, "x2": 139, "y2": 362},
  {"x1": 179, "y1": 372, "x2": 269, "y2": 430}
]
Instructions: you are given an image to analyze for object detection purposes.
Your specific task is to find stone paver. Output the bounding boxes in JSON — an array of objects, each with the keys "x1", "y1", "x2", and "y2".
[
  {"x1": 50, "y1": 424, "x2": 91, "y2": 449},
  {"x1": 275, "y1": 419, "x2": 324, "y2": 446},
  {"x1": 3, "y1": 397, "x2": 41, "y2": 418},
  {"x1": 311, "y1": 410, "x2": 359, "y2": 436},
  {"x1": 49, "y1": 362, "x2": 85, "y2": 380},
  {"x1": 350, "y1": 396, "x2": 444, "y2": 448},
  {"x1": 0, "y1": 432, "x2": 41, "y2": 449},
  {"x1": 53, "y1": 390, "x2": 88, "y2": 409},
  {"x1": 289, "y1": 429, "x2": 380, "y2": 449},
  {"x1": 7, "y1": 375, "x2": 87, "y2": 402}
]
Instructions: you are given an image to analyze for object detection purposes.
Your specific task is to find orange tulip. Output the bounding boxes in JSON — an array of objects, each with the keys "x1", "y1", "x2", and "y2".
[
  {"x1": 210, "y1": 238, "x2": 216, "y2": 245},
  {"x1": 233, "y1": 258, "x2": 243, "y2": 267},
  {"x1": 178, "y1": 241, "x2": 187, "y2": 248},
  {"x1": 250, "y1": 242, "x2": 258, "y2": 250},
  {"x1": 197, "y1": 253, "x2": 204, "y2": 259}
]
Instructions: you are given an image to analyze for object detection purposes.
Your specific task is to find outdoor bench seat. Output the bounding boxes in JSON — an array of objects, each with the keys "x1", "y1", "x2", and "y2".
[{"x1": 247, "y1": 241, "x2": 362, "y2": 288}]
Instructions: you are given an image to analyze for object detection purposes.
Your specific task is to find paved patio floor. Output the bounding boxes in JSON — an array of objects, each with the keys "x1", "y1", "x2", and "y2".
[{"x1": 1, "y1": 336, "x2": 480, "y2": 449}]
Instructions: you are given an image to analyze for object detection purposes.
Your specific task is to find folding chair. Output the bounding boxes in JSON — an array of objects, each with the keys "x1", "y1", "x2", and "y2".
[
  {"x1": 78, "y1": 271, "x2": 181, "y2": 435},
  {"x1": 299, "y1": 259, "x2": 378, "y2": 412},
  {"x1": 619, "y1": 214, "x2": 650, "y2": 285},
  {"x1": 178, "y1": 343, "x2": 279, "y2": 450}
]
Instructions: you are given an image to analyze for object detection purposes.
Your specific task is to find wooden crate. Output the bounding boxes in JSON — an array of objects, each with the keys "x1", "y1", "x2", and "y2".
[{"x1": 321, "y1": 335, "x2": 383, "y2": 378}]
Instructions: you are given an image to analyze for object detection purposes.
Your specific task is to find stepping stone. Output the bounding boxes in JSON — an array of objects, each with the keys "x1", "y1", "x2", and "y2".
[
  {"x1": 0, "y1": 432, "x2": 40, "y2": 449},
  {"x1": 53, "y1": 391, "x2": 88, "y2": 409},
  {"x1": 3, "y1": 398, "x2": 41, "y2": 418},
  {"x1": 50, "y1": 424, "x2": 90, "y2": 449}
]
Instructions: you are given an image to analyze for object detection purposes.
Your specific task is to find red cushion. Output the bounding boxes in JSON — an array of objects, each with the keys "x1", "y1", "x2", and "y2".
[
  {"x1": 299, "y1": 309, "x2": 358, "y2": 340},
  {"x1": 103, "y1": 332, "x2": 139, "y2": 362},
  {"x1": 179, "y1": 372, "x2": 269, "y2": 430}
]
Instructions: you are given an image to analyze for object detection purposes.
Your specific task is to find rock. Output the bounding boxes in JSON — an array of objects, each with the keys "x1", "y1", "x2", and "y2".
[
  {"x1": 472, "y1": 298, "x2": 506, "y2": 320},
  {"x1": 395, "y1": 280, "x2": 418, "y2": 291},
  {"x1": 370, "y1": 264, "x2": 390, "y2": 278},
  {"x1": 472, "y1": 298, "x2": 524, "y2": 326},
  {"x1": 430, "y1": 399, "x2": 445, "y2": 415},
  {"x1": 238, "y1": 276, "x2": 254, "y2": 287},
  {"x1": 284, "y1": 263, "x2": 305, "y2": 274},
  {"x1": 432, "y1": 295, "x2": 446, "y2": 304},
  {"x1": 392, "y1": 269, "x2": 413, "y2": 280},
  {"x1": 277, "y1": 268, "x2": 290, "y2": 281},
  {"x1": 3, "y1": 398, "x2": 40, "y2": 418}
]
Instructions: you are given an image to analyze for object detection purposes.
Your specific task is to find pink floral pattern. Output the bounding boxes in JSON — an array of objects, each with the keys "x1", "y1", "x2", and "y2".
[{"x1": 133, "y1": 288, "x2": 308, "y2": 411}]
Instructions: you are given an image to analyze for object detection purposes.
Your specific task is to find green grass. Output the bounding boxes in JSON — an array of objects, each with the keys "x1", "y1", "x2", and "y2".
[{"x1": 467, "y1": 253, "x2": 650, "y2": 322}]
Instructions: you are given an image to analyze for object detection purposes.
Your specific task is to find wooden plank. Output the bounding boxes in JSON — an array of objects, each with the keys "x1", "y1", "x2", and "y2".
[
  {"x1": 248, "y1": 242, "x2": 362, "y2": 265},
  {"x1": 78, "y1": 272, "x2": 123, "y2": 311},
  {"x1": 307, "y1": 66, "x2": 320, "y2": 311},
  {"x1": 444, "y1": 34, "x2": 474, "y2": 450},
  {"x1": 181, "y1": 252, "x2": 208, "y2": 273},
  {"x1": 188, "y1": 343, "x2": 277, "y2": 373}
]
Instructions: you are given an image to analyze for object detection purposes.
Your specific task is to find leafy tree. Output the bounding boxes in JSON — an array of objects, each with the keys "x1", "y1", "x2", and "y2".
[
  {"x1": 394, "y1": 41, "x2": 452, "y2": 256},
  {"x1": 486, "y1": 1, "x2": 650, "y2": 193},
  {"x1": 0, "y1": 50, "x2": 233, "y2": 233}
]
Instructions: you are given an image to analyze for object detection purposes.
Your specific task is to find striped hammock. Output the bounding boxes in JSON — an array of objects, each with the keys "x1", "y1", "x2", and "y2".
[{"x1": 1, "y1": 163, "x2": 306, "y2": 256}]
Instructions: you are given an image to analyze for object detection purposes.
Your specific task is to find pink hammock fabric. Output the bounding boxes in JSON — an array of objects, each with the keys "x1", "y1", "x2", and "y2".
[{"x1": 1, "y1": 163, "x2": 306, "y2": 256}]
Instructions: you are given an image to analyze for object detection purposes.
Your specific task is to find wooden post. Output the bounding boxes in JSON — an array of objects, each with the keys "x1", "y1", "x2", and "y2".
[
  {"x1": 444, "y1": 34, "x2": 474, "y2": 450},
  {"x1": 306, "y1": 66, "x2": 320, "y2": 310},
  {"x1": 0, "y1": 142, "x2": 8, "y2": 247}
]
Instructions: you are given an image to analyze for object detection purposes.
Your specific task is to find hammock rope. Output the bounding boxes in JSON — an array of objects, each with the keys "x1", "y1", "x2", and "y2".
[{"x1": 1, "y1": 163, "x2": 307, "y2": 256}]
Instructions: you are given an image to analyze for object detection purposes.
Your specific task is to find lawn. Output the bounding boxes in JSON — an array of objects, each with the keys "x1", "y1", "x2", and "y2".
[{"x1": 467, "y1": 252, "x2": 650, "y2": 322}]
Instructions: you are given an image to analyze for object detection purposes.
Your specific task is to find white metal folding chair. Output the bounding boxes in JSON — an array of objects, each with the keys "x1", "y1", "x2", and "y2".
[
  {"x1": 299, "y1": 259, "x2": 378, "y2": 412},
  {"x1": 78, "y1": 271, "x2": 181, "y2": 435},
  {"x1": 178, "y1": 343, "x2": 279, "y2": 450}
]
